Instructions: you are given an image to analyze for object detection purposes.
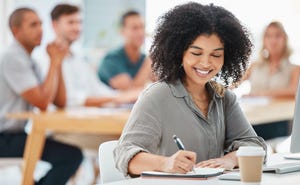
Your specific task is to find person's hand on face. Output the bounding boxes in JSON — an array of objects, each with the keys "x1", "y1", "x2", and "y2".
[
  {"x1": 162, "y1": 150, "x2": 196, "y2": 174},
  {"x1": 47, "y1": 39, "x2": 69, "y2": 67}
]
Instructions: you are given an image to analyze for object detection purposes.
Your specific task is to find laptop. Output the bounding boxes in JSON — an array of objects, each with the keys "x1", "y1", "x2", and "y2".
[
  {"x1": 290, "y1": 79, "x2": 300, "y2": 154},
  {"x1": 284, "y1": 79, "x2": 300, "y2": 159},
  {"x1": 262, "y1": 80, "x2": 300, "y2": 174}
]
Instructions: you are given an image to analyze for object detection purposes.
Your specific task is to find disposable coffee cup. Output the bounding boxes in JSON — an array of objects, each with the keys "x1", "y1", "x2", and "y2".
[{"x1": 236, "y1": 146, "x2": 265, "y2": 185}]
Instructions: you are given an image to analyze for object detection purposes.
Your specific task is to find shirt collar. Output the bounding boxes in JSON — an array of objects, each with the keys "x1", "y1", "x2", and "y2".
[
  {"x1": 13, "y1": 40, "x2": 31, "y2": 58},
  {"x1": 169, "y1": 80, "x2": 224, "y2": 99},
  {"x1": 12, "y1": 40, "x2": 35, "y2": 65}
]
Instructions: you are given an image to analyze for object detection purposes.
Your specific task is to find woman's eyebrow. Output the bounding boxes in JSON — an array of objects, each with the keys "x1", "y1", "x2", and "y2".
[{"x1": 189, "y1": 45, "x2": 224, "y2": 51}]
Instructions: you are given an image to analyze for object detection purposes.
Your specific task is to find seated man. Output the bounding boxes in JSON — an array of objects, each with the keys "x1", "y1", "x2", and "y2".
[
  {"x1": 43, "y1": 4, "x2": 139, "y2": 108},
  {"x1": 98, "y1": 10, "x2": 152, "y2": 90},
  {"x1": 0, "y1": 8, "x2": 82, "y2": 185},
  {"x1": 44, "y1": 4, "x2": 138, "y2": 153}
]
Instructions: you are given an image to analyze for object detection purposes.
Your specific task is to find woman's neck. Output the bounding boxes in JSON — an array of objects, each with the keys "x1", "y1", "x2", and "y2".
[
  {"x1": 268, "y1": 54, "x2": 282, "y2": 74},
  {"x1": 183, "y1": 79, "x2": 208, "y2": 101},
  {"x1": 269, "y1": 53, "x2": 282, "y2": 64}
]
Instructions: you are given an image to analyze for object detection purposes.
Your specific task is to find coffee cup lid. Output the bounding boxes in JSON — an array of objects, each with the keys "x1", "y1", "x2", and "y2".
[{"x1": 236, "y1": 146, "x2": 265, "y2": 156}]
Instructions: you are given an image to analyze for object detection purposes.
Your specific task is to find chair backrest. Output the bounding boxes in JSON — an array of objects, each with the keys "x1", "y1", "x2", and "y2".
[{"x1": 98, "y1": 140, "x2": 125, "y2": 184}]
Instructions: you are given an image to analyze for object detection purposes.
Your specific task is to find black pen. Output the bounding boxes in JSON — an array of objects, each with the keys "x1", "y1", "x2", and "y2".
[{"x1": 173, "y1": 135, "x2": 196, "y2": 173}]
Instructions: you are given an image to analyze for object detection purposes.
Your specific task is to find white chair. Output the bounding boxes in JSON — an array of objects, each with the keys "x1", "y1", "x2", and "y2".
[
  {"x1": 0, "y1": 158, "x2": 23, "y2": 167},
  {"x1": 98, "y1": 140, "x2": 125, "y2": 184},
  {"x1": 0, "y1": 158, "x2": 23, "y2": 184}
]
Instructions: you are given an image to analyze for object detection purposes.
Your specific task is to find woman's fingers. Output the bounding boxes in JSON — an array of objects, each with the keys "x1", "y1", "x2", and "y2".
[
  {"x1": 164, "y1": 150, "x2": 196, "y2": 173},
  {"x1": 176, "y1": 161, "x2": 191, "y2": 174},
  {"x1": 178, "y1": 158, "x2": 194, "y2": 172},
  {"x1": 196, "y1": 159, "x2": 224, "y2": 168}
]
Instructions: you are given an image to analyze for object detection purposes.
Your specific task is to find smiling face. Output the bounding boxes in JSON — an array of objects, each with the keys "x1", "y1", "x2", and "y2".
[{"x1": 182, "y1": 34, "x2": 224, "y2": 88}]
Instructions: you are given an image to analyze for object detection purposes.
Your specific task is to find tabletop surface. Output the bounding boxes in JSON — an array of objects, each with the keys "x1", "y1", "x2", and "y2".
[{"x1": 104, "y1": 154, "x2": 300, "y2": 185}]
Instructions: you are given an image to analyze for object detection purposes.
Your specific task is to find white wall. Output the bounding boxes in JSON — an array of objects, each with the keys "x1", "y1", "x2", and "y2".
[{"x1": 0, "y1": 0, "x2": 13, "y2": 52}]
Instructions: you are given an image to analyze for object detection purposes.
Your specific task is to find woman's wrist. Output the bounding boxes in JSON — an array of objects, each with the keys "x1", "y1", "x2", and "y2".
[
  {"x1": 223, "y1": 151, "x2": 238, "y2": 167},
  {"x1": 156, "y1": 155, "x2": 168, "y2": 172}
]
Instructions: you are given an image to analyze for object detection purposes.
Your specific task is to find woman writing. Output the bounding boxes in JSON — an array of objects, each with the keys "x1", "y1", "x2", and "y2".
[{"x1": 114, "y1": 2, "x2": 266, "y2": 176}]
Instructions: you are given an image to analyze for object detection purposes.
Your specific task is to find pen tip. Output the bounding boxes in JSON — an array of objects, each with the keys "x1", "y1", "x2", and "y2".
[{"x1": 173, "y1": 135, "x2": 177, "y2": 139}]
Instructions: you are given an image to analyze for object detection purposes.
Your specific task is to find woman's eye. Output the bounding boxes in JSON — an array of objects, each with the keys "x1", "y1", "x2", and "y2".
[
  {"x1": 212, "y1": 54, "x2": 222, "y2": 58},
  {"x1": 191, "y1": 52, "x2": 202, "y2": 56}
]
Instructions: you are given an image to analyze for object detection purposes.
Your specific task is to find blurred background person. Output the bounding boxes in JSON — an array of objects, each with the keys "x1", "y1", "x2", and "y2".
[
  {"x1": 242, "y1": 21, "x2": 300, "y2": 148},
  {"x1": 46, "y1": 4, "x2": 139, "y2": 108},
  {"x1": 46, "y1": 4, "x2": 139, "y2": 183},
  {"x1": 0, "y1": 7, "x2": 83, "y2": 185},
  {"x1": 98, "y1": 10, "x2": 153, "y2": 90},
  {"x1": 245, "y1": 21, "x2": 300, "y2": 98}
]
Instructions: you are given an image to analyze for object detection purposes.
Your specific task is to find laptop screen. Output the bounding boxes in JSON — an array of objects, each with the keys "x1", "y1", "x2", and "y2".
[{"x1": 291, "y1": 80, "x2": 300, "y2": 153}]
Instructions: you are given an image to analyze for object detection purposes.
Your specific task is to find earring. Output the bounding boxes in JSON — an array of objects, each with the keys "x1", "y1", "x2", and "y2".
[{"x1": 262, "y1": 48, "x2": 269, "y2": 59}]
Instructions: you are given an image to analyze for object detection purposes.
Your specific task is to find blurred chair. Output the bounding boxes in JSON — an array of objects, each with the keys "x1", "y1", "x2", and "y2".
[
  {"x1": 0, "y1": 158, "x2": 23, "y2": 184},
  {"x1": 98, "y1": 140, "x2": 125, "y2": 184}
]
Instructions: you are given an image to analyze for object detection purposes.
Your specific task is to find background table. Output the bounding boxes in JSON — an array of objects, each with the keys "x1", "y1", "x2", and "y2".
[
  {"x1": 7, "y1": 107, "x2": 130, "y2": 185},
  {"x1": 240, "y1": 97, "x2": 295, "y2": 125}
]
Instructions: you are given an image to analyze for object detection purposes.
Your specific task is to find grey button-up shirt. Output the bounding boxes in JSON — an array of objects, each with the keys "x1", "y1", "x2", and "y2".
[{"x1": 114, "y1": 80, "x2": 266, "y2": 175}]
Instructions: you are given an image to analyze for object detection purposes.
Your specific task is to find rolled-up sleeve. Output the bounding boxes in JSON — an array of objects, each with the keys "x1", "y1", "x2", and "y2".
[
  {"x1": 223, "y1": 90, "x2": 267, "y2": 154},
  {"x1": 113, "y1": 90, "x2": 162, "y2": 176}
]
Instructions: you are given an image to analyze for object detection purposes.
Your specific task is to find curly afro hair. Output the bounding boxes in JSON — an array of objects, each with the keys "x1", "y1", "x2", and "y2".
[{"x1": 150, "y1": 2, "x2": 252, "y2": 87}]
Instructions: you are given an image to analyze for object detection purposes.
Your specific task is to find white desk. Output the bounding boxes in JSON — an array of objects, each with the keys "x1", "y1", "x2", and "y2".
[
  {"x1": 104, "y1": 173, "x2": 300, "y2": 185},
  {"x1": 104, "y1": 154, "x2": 300, "y2": 185}
]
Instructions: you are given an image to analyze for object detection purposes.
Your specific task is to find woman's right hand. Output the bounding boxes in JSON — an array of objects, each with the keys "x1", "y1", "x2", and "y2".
[{"x1": 161, "y1": 150, "x2": 196, "y2": 174}]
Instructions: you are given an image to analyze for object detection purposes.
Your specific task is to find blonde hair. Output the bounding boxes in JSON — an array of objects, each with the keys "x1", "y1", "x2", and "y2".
[{"x1": 259, "y1": 21, "x2": 292, "y2": 62}]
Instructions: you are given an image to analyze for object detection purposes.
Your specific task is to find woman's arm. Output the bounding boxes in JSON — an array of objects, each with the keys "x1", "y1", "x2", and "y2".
[
  {"x1": 128, "y1": 151, "x2": 196, "y2": 175},
  {"x1": 197, "y1": 90, "x2": 266, "y2": 169},
  {"x1": 197, "y1": 90, "x2": 267, "y2": 169}
]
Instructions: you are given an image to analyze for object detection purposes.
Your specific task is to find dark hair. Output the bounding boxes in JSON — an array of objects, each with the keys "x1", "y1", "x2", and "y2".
[
  {"x1": 9, "y1": 7, "x2": 35, "y2": 30},
  {"x1": 150, "y1": 2, "x2": 252, "y2": 86},
  {"x1": 120, "y1": 10, "x2": 140, "y2": 27},
  {"x1": 51, "y1": 4, "x2": 79, "y2": 21}
]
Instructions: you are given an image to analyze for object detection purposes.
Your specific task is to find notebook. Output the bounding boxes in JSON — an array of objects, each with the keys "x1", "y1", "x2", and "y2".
[
  {"x1": 141, "y1": 168, "x2": 224, "y2": 179},
  {"x1": 263, "y1": 162, "x2": 300, "y2": 174}
]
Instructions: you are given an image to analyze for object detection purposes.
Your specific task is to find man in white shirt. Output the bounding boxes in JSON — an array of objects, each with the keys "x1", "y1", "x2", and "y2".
[
  {"x1": 45, "y1": 4, "x2": 140, "y2": 151},
  {"x1": 39, "y1": 4, "x2": 139, "y2": 108}
]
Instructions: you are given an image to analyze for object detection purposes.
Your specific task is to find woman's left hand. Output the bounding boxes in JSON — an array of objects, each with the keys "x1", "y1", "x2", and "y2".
[{"x1": 195, "y1": 152, "x2": 238, "y2": 170}]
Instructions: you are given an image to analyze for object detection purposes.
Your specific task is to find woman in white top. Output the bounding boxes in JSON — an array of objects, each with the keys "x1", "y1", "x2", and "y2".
[{"x1": 245, "y1": 21, "x2": 300, "y2": 98}]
